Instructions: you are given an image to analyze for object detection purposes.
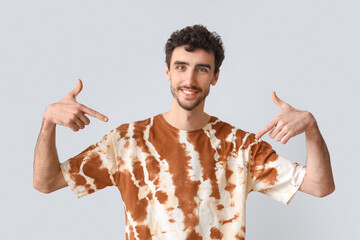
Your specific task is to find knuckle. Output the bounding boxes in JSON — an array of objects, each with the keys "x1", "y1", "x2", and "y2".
[
  {"x1": 277, "y1": 120, "x2": 284, "y2": 127},
  {"x1": 74, "y1": 108, "x2": 82, "y2": 115},
  {"x1": 65, "y1": 119, "x2": 73, "y2": 125},
  {"x1": 70, "y1": 114, "x2": 77, "y2": 121}
]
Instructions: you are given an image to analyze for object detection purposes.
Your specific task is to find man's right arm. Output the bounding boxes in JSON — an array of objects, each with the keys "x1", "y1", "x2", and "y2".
[
  {"x1": 33, "y1": 120, "x2": 67, "y2": 193},
  {"x1": 32, "y1": 79, "x2": 108, "y2": 194}
]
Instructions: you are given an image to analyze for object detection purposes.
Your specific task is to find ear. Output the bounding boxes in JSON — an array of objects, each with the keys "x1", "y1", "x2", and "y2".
[
  {"x1": 166, "y1": 64, "x2": 171, "y2": 81},
  {"x1": 211, "y1": 70, "x2": 220, "y2": 86}
]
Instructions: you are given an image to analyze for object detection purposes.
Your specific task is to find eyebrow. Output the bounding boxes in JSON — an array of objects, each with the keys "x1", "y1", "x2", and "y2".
[{"x1": 173, "y1": 61, "x2": 212, "y2": 70}]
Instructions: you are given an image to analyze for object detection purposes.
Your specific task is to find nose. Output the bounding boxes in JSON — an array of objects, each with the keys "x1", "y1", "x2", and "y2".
[{"x1": 184, "y1": 68, "x2": 196, "y2": 86}]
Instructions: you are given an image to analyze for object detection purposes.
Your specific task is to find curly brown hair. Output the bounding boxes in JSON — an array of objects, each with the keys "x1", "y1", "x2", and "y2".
[{"x1": 165, "y1": 25, "x2": 225, "y2": 75}]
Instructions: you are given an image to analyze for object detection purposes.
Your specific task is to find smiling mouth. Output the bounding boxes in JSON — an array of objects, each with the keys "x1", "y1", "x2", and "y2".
[
  {"x1": 182, "y1": 89, "x2": 197, "y2": 94},
  {"x1": 180, "y1": 88, "x2": 200, "y2": 97},
  {"x1": 179, "y1": 86, "x2": 201, "y2": 94}
]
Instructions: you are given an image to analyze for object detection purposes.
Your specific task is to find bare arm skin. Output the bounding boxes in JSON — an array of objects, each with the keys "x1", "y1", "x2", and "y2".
[
  {"x1": 33, "y1": 79, "x2": 108, "y2": 194},
  {"x1": 33, "y1": 121, "x2": 66, "y2": 193},
  {"x1": 256, "y1": 92, "x2": 335, "y2": 198},
  {"x1": 300, "y1": 122, "x2": 334, "y2": 197}
]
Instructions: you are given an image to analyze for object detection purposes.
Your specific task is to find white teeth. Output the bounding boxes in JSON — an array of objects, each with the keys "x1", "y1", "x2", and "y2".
[{"x1": 183, "y1": 90, "x2": 196, "y2": 94}]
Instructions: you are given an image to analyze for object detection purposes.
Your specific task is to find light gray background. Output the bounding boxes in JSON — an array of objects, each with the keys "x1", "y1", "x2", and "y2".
[{"x1": 1, "y1": 0, "x2": 359, "y2": 239}]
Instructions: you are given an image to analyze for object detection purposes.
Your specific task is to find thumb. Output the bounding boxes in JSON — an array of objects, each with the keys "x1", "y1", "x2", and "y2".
[
  {"x1": 272, "y1": 91, "x2": 287, "y2": 108},
  {"x1": 68, "y1": 79, "x2": 83, "y2": 100}
]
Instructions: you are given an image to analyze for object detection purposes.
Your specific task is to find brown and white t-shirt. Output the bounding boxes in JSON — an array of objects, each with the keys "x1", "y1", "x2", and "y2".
[{"x1": 60, "y1": 114, "x2": 306, "y2": 240}]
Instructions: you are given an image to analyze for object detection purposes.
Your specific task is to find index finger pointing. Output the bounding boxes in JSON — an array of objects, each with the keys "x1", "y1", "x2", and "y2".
[
  {"x1": 80, "y1": 104, "x2": 108, "y2": 122},
  {"x1": 255, "y1": 119, "x2": 277, "y2": 139}
]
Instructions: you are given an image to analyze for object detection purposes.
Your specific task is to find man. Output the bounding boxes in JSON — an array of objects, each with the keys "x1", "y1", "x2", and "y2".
[{"x1": 33, "y1": 25, "x2": 335, "y2": 240}]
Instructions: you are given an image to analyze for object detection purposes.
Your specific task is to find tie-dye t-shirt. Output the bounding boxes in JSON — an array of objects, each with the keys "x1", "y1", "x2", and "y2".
[{"x1": 60, "y1": 114, "x2": 306, "y2": 240}]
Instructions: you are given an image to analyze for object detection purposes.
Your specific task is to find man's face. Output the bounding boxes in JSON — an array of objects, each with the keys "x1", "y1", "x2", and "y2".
[{"x1": 166, "y1": 45, "x2": 219, "y2": 111}]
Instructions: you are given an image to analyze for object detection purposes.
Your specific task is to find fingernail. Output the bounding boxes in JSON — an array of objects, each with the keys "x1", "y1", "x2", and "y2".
[{"x1": 104, "y1": 117, "x2": 108, "y2": 121}]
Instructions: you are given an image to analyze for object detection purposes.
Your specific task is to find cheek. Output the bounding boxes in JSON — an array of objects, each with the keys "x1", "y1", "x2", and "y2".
[
  {"x1": 199, "y1": 76, "x2": 213, "y2": 86},
  {"x1": 169, "y1": 73, "x2": 181, "y2": 84}
]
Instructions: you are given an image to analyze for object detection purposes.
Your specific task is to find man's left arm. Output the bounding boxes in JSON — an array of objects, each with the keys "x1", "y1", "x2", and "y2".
[
  {"x1": 256, "y1": 92, "x2": 335, "y2": 198},
  {"x1": 299, "y1": 121, "x2": 335, "y2": 197}
]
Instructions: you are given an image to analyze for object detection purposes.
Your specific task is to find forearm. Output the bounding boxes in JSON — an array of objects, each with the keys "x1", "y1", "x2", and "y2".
[
  {"x1": 33, "y1": 119, "x2": 64, "y2": 193},
  {"x1": 300, "y1": 118, "x2": 335, "y2": 197},
  {"x1": 32, "y1": 80, "x2": 108, "y2": 193}
]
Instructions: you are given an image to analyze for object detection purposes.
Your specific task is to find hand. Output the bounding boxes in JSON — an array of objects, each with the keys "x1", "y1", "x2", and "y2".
[
  {"x1": 43, "y1": 79, "x2": 108, "y2": 132},
  {"x1": 255, "y1": 92, "x2": 317, "y2": 144}
]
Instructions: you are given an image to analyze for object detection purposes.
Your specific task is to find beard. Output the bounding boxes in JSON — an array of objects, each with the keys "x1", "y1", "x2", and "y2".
[{"x1": 170, "y1": 83, "x2": 210, "y2": 111}]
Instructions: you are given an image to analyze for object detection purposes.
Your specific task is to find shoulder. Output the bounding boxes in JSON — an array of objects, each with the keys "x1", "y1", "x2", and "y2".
[
  {"x1": 209, "y1": 117, "x2": 258, "y2": 147},
  {"x1": 114, "y1": 115, "x2": 155, "y2": 137}
]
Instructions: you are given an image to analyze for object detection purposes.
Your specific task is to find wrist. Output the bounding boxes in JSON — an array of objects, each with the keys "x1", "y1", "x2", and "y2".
[
  {"x1": 42, "y1": 111, "x2": 56, "y2": 130},
  {"x1": 305, "y1": 112, "x2": 319, "y2": 136},
  {"x1": 42, "y1": 119, "x2": 56, "y2": 130}
]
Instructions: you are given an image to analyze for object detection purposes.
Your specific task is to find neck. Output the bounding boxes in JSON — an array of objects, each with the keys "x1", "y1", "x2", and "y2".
[{"x1": 162, "y1": 98, "x2": 211, "y2": 131}]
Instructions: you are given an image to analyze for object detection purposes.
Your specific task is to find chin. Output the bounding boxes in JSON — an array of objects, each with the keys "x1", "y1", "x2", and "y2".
[{"x1": 177, "y1": 99, "x2": 203, "y2": 111}]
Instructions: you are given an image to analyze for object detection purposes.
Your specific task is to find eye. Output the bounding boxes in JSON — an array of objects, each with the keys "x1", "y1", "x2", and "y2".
[
  {"x1": 198, "y1": 67, "x2": 209, "y2": 73},
  {"x1": 176, "y1": 65, "x2": 185, "y2": 70}
]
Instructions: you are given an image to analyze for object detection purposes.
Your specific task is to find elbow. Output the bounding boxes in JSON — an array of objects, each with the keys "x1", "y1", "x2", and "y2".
[
  {"x1": 32, "y1": 181, "x2": 53, "y2": 194},
  {"x1": 314, "y1": 183, "x2": 335, "y2": 198},
  {"x1": 33, "y1": 170, "x2": 66, "y2": 194}
]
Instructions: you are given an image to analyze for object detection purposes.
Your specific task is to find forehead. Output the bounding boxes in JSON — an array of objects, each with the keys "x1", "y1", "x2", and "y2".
[{"x1": 170, "y1": 46, "x2": 215, "y2": 66}]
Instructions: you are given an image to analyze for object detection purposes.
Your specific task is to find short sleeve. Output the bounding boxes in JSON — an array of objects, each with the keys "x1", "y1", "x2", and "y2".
[
  {"x1": 60, "y1": 130, "x2": 119, "y2": 198},
  {"x1": 248, "y1": 140, "x2": 306, "y2": 204}
]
